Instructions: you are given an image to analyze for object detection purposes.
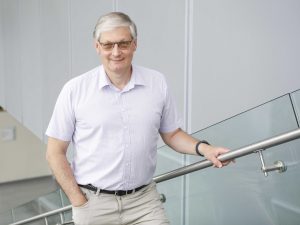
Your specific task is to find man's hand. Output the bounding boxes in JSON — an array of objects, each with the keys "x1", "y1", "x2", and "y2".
[
  {"x1": 200, "y1": 143, "x2": 234, "y2": 168},
  {"x1": 70, "y1": 192, "x2": 88, "y2": 207},
  {"x1": 160, "y1": 128, "x2": 235, "y2": 168}
]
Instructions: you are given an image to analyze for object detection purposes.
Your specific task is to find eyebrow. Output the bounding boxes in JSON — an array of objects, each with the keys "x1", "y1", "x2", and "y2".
[{"x1": 100, "y1": 37, "x2": 133, "y2": 43}]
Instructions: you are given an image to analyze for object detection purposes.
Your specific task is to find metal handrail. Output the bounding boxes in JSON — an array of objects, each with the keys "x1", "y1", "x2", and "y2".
[
  {"x1": 8, "y1": 206, "x2": 72, "y2": 225},
  {"x1": 9, "y1": 128, "x2": 300, "y2": 225},
  {"x1": 154, "y1": 128, "x2": 300, "y2": 182}
]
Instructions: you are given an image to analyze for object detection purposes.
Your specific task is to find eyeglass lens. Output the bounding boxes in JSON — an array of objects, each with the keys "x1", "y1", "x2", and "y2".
[{"x1": 100, "y1": 40, "x2": 132, "y2": 51}]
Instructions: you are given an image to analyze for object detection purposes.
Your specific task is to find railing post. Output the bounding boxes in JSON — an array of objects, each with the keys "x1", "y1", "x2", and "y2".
[
  {"x1": 256, "y1": 149, "x2": 287, "y2": 176},
  {"x1": 257, "y1": 149, "x2": 268, "y2": 176},
  {"x1": 60, "y1": 212, "x2": 64, "y2": 224}
]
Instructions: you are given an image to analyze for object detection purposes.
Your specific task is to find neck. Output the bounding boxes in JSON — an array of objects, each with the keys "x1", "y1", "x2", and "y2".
[{"x1": 105, "y1": 66, "x2": 132, "y2": 90}]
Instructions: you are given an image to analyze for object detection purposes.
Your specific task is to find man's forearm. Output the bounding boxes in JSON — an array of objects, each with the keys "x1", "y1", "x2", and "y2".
[
  {"x1": 160, "y1": 129, "x2": 231, "y2": 168},
  {"x1": 161, "y1": 128, "x2": 198, "y2": 155},
  {"x1": 46, "y1": 138, "x2": 87, "y2": 206}
]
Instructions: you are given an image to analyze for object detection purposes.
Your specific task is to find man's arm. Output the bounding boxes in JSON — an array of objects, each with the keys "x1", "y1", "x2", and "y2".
[
  {"x1": 160, "y1": 128, "x2": 232, "y2": 168},
  {"x1": 46, "y1": 137, "x2": 87, "y2": 206}
]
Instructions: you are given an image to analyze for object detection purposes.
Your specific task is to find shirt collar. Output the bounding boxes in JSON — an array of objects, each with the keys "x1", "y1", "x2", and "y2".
[
  {"x1": 98, "y1": 65, "x2": 147, "y2": 91},
  {"x1": 131, "y1": 65, "x2": 147, "y2": 86},
  {"x1": 98, "y1": 65, "x2": 111, "y2": 90}
]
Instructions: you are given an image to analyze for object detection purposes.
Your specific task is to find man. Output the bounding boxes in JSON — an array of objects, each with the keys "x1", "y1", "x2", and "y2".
[{"x1": 46, "y1": 12, "x2": 232, "y2": 225}]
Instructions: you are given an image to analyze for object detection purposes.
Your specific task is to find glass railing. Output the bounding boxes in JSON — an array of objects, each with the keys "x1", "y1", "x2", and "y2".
[
  {"x1": 0, "y1": 189, "x2": 72, "y2": 225},
  {"x1": 1, "y1": 89, "x2": 300, "y2": 225},
  {"x1": 156, "y1": 89, "x2": 300, "y2": 225}
]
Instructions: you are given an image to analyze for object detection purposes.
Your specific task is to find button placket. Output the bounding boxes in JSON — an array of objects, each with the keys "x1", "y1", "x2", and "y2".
[{"x1": 119, "y1": 94, "x2": 132, "y2": 189}]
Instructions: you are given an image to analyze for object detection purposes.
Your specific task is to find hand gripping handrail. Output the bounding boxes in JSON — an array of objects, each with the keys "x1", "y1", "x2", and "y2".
[
  {"x1": 154, "y1": 128, "x2": 300, "y2": 182},
  {"x1": 9, "y1": 128, "x2": 300, "y2": 225}
]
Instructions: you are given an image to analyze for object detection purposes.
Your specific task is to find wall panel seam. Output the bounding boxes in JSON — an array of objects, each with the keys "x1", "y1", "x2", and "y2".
[
  {"x1": 113, "y1": 0, "x2": 118, "y2": 11},
  {"x1": 68, "y1": 0, "x2": 72, "y2": 80},
  {"x1": 184, "y1": 1, "x2": 194, "y2": 225}
]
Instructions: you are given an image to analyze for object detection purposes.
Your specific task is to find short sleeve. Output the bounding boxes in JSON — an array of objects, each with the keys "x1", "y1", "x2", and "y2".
[
  {"x1": 159, "y1": 81, "x2": 182, "y2": 133},
  {"x1": 45, "y1": 82, "x2": 75, "y2": 141}
]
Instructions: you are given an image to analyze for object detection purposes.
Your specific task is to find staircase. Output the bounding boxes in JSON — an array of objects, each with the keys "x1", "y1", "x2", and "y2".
[{"x1": 2, "y1": 90, "x2": 300, "y2": 225}]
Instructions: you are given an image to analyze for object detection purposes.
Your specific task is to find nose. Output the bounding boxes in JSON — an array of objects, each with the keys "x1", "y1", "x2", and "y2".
[{"x1": 111, "y1": 43, "x2": 121, "y2": 56}]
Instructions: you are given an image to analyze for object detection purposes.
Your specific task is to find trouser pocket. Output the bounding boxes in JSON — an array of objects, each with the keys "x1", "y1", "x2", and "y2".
[{"x1": 72, "y1": 188, "x2": 92, "y2": 225}]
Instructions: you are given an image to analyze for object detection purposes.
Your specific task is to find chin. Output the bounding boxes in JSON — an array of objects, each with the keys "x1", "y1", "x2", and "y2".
[{"x1": 110, "y1": 64, "x2": 130, "y2": 73}]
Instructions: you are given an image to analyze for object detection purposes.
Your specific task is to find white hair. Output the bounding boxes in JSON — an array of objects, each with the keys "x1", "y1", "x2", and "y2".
[{"x1": 93, "y1": 12, "x2": 137, "y2": 41}]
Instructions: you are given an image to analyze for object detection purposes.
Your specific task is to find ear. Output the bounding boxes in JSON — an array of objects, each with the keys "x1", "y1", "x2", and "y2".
[
  {"x1": 94, "y1": 40, "x2": 101, "y2": 54},
  {"x1": 133, "y1": 39, "x2": 137, "y2": 51}
]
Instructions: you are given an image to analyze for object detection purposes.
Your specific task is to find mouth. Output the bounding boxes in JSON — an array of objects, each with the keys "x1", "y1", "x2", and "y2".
[{"x1": 110, "y1": 58, "x2": 124, "y2": 62}]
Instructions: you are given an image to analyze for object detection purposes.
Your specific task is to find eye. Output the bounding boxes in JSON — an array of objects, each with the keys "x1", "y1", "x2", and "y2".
[
  {"x1": 101, "y1": 43, "x2": 114, "y2": 50},
  {"x1": 118, "y1": 41, "x2": 132, "y2": 49},
  {"x1": 99, "y1": 40, "x2": 133, "y2": 51}
]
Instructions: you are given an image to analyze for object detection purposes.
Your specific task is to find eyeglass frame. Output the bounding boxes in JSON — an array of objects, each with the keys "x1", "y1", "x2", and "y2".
[{"x1": 98, "y1": 39, "x2": 135, "y2": 51}]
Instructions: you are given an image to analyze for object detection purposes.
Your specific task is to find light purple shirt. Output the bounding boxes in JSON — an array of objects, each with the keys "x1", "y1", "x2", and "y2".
[{"x1": 46, "y1": 65, "x2": 181, "y2": 190}]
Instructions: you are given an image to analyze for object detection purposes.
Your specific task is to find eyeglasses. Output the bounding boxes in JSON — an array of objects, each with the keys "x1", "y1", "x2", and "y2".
[{"x1": 98, "y1": 39, "x2": 133, "y2": 51}]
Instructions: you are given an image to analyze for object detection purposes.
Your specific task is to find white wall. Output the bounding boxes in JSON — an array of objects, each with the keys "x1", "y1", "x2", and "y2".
[
  {"x1": 191, "y1": 0, "x2": 300, "y2": 132},
  {"x1": 40, "y1": 0, "x2": 73, "y2": 141},
  {"x1": 19, "y1": 0, "x2": 43, "y2": 139},
  {"x1": 1, "y1": 0, "x2": 22, "y2": 122}
]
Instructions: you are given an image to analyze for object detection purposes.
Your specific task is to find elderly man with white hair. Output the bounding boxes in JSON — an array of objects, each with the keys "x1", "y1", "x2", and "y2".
[{"x1": 46, "y1": 12, "x2": 232, "y2": 225}]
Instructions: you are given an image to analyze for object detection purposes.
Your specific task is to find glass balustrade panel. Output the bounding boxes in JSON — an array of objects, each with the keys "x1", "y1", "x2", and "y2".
[
  {"x1": 156, "y1": 147, "x2": 184, "y2": 225},
  {"x1": 186, "y1": 94, "x2": 300, "y2": 225},
  {"x1": 0, "y1": 210, "x2": 13, "y2": 225},
  {"x1": 291, "y1": 89, "x2": 300, "y2": 126},
  {"x1": 11, "y1": 189, "x2": 62, "y2": 223}
]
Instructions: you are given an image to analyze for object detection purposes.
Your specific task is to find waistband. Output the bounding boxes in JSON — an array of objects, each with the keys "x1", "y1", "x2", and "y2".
[{"x1": 78, "y1": 183, "x2": 147, "y2": 196}]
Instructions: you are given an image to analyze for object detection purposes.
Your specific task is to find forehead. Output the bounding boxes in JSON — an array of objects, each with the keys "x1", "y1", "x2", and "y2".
[{"x1": 99, "y1": 27, "x2": 132, "y2": 42}]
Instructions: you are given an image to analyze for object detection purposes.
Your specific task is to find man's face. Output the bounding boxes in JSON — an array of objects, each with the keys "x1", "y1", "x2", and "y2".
[{"x1": 95, "y1": 26, "x2": 137, "y2": 76}]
